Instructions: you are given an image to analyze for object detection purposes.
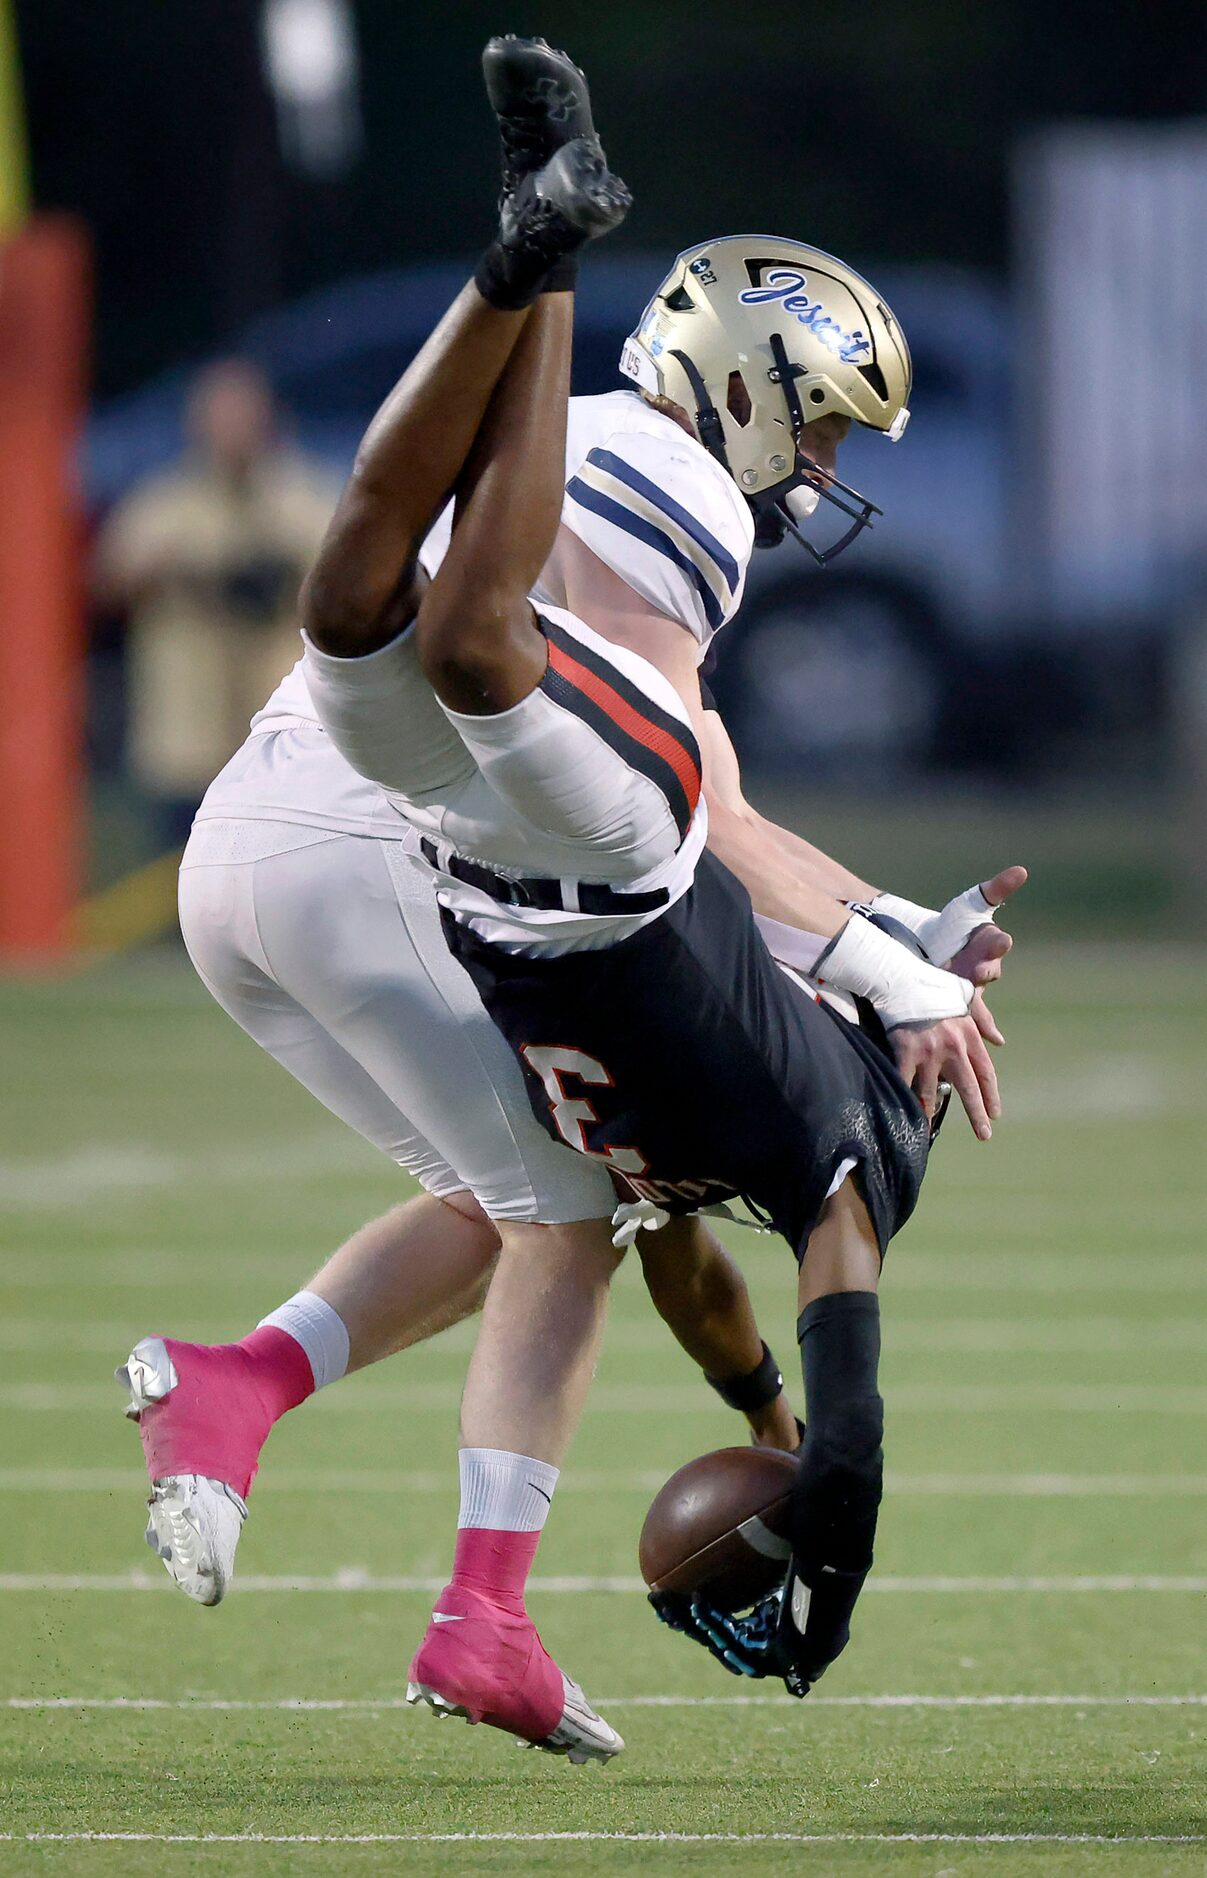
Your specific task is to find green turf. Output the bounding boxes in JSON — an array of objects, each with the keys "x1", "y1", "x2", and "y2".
[{"x1": 1, "y1": 946, "x2": 1205, "y2": 1875}]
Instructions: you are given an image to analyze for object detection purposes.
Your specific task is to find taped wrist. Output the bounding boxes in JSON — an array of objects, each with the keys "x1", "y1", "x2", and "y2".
[
  {"x1": 790, "y1": 1293, "x2": 883, "y2": 1578},
  {"x1": 705, "y1": 1341, "x2": 784, "y2": 1413},
  {"x1": 866, "y1": 892, "x2": 936, "y2": 939},
  {"x1": 815, "y1": 912, "x2": 971, "y2": 1028}
]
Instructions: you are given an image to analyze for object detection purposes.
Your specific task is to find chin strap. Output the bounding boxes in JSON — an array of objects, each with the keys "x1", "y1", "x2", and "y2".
[{"x1": 668, "y1": 347, "x2": 731, "y2": 475}]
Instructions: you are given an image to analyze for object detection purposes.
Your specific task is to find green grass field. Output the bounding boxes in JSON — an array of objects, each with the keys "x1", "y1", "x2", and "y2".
[{"x1": 1, "y1": 944, "x2": 1205, "y2": 1876}]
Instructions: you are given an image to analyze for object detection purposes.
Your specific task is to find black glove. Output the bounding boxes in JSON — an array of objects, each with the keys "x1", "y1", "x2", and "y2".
[{"x1": 650, "y1": 1558, "x2": 868, "y2": 1699}]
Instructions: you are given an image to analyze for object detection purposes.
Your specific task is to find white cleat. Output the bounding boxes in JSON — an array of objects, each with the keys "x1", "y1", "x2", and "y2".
[
  {"x1": 116, "y1": 1338, "x2": 247, "y2": 1606},
  {"x1": 405, "y1": 1673, "x2": 623, "y2": 1765},
  {"x1": 406, "y1": 1683, "x2": 471, "y2": 1722},
  {"x1": 543, "y1": 1673, "x2": 625, "y2": 1764},
  {"x1": 141, "y1": 1474, "x2": 247, "y2": 1606}
]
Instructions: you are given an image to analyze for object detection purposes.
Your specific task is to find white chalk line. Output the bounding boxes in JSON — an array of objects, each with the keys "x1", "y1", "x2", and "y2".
[
  {"x1": 5, "y1": 1467, "x2": 1207, "y2": 1499},
  {"x1": 3, "y1": 1571, "x2": 1206, "y2": 1594},
  {"x1": 6, "y1": 1693, "x2": 1207, "y2": 1713},
  {"x1": 2, "y1": 1832, "x2": 1204, "y2": 1847},
  {"x1": 0, "y1": 1136, "x2": 378, "y2": 1212},
  {"x1": 8, "y1": 1380, "x2": 1207, "y2": 1413}
]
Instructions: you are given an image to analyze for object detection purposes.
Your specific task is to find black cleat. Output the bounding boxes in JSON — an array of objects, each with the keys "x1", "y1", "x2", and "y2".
[
  {"x1": 475, "y1": 136, "x2": 631, "y2": 310},
  {"x1": 511, "y1": 137, "x2": 630, "y2": 245},
  {"x1": 482, "y1": 35, "x2": 597, "y2": 199}
]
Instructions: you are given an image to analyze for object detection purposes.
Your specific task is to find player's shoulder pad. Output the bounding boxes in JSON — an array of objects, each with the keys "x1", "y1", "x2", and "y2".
[{"x1": 563, "y1": 425, "x2": 755, "y2": 645}]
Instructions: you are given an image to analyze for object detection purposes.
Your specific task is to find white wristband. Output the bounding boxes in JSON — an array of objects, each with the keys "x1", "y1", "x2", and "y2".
[{"x1": 818, "y1": 914, "x2": 973, "y2": 1029}]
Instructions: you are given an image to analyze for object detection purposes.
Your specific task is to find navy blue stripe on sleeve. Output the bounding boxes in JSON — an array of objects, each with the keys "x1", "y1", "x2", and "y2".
[
  {"x1": 565, "y1": 475, "x2": 724, "y2": 631},
  {"x1": 585, "y1": 448, "x2": 740, "y2": 595}
]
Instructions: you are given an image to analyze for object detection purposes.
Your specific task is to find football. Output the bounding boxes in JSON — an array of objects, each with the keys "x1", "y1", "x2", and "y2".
[{"x1": 639, "y1": 1446, "x2": 799, "y2": 1612}]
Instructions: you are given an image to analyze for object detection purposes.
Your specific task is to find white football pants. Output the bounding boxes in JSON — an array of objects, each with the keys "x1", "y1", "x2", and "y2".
[{"x1": 178, "y1": 817, "x2": 614, "y2": 1224}]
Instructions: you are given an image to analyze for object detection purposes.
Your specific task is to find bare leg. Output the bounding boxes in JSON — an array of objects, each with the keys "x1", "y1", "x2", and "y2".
[
  {"x1": 303, "y1": 133, "x2": 625, "y2": 664},
  {"x1": 416, "y1": 294, "x2": 574, "y2": 713},
  {"x1": 303, "y1": 286, "x2": 534, "y2": 657},
  {"x1": 458, "y1": 1219, "x2": 621, "y2": 1465},
  {"x1": 279, "y1": 1202, "x2": 801, "y2": 1448},
  {"x1": 306, "y1": 1191, "x2": 498, "y2": 1373}
]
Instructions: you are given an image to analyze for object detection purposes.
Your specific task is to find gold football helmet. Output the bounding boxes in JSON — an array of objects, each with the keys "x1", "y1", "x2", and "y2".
[{"x1": 620, "y1": 235, "x2": 912, "y2": 561}]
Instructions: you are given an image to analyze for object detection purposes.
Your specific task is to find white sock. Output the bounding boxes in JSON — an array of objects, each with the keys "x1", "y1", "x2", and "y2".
[
  {"x1": 457, "y1": 1447, "x2": 560, "y2": 1533},
  {"x1": 258, "y1": 1291, "x2": 350, "y2": 1391}
]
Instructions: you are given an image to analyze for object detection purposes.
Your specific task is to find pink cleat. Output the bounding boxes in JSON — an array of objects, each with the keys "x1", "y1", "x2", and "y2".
[
  {"x1": 406, "y1": 1584, "x2": 623, "y2": 1764},
  {"x1": 116, "y1": 1330, "x2": 313, "y2": 1604}
]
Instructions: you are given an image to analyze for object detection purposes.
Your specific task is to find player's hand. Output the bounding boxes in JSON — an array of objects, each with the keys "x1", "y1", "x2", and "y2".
[
  {"x1": 949, "y1": 923, "x2": 1011, "y2": 988},
  {"x1": 891, "y1": 1011, "x2": 999, "y2": 1140},
  {"x1": 650, "y1": 1588, "x2": 795, "y2": 1686},
  {"x1": 921, "y1": 865, "x2": 1028, "y2": 979},
  {"x1": 944, "y1": 868, "x2": 1027, "y2": 1049},
  {"x1": 650, "y1": 1560, "x2": 866, "y2": 1697},
  {"x1": 969, "y1": 985, "x2": 1005, "y2": 1048}
]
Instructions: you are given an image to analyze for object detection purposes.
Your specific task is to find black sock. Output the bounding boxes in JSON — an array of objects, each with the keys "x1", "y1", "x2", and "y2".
[
  {"x1": 542, "y1": 255, "x2": 578, "y2": 294},
  {"x1": 474, "y1": 239, "x2": 552, "y2": 310}
]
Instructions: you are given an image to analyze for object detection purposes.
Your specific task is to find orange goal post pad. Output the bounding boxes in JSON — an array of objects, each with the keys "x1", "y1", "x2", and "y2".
[{"x1": 0, "y1": 216, "x2": 91, "y2": 963}]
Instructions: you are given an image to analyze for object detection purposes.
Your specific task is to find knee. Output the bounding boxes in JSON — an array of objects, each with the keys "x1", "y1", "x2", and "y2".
[
  {"x1": 301, "y1": 563, "x2": 424, "y2": 661},
  {"x1": 415, "y1": 584, "x2": 528, "y2": 709},
  {"x1": 416, "y1": 580, "x2": 493, "y2": 669}
]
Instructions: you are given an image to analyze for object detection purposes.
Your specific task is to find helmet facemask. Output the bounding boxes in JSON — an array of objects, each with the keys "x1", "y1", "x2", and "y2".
[{"x1": 741, "y1": 333, "x2": 883, "y2": 564}]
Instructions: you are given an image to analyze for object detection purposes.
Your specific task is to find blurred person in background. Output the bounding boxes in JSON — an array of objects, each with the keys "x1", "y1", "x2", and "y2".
[{"x1": 93, "y1": 359, "x2": 339, "y2": 845}]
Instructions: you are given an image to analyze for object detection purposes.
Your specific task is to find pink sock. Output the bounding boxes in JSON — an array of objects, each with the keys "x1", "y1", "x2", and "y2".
[
  {"x1": 450, "y1": 1526, "x2": 542, "y2": 1615},
  {"x1": 140, "y1": 1328, "x2": 314, "y2": 1498},
  {"x1": 447, "y1": 1448, "x2": 560, "y2": 1615},
  {"x1": 229, "y1": 1325, "x2": 317, "y2": 1420}
]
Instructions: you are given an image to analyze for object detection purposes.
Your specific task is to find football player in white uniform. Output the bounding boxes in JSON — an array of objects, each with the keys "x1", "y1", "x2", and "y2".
[{"x1": 120, "y1": 37, "x2": 1021, "y2": 1757}]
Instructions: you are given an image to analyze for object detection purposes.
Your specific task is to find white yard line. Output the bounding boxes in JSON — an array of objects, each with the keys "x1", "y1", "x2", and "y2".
[
  {"x1": 0, "y1": 1138, "x2": 376, "y2": 1212},
  {"x1": 8, "y1": 1380, "x2": 1207, "y2": 1412},
  {"x1": 2, "y1": 1832, "x2": 1204, "y2": 1847},
  {"x1": 2, "y1": 1571, "x2": 1205, "y2": 1594},
  {"x1": 6, "y1": 1693, "x2": 1207, "y2": 1712},
  {"x1": 5, "y1": 1467, "x2": 1207, "y2": 1498}
]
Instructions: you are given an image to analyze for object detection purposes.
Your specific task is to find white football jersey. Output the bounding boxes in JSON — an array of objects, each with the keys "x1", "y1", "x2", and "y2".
[{"x1": 553, "y1": 392, "x2": 753, "y2": 652}]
